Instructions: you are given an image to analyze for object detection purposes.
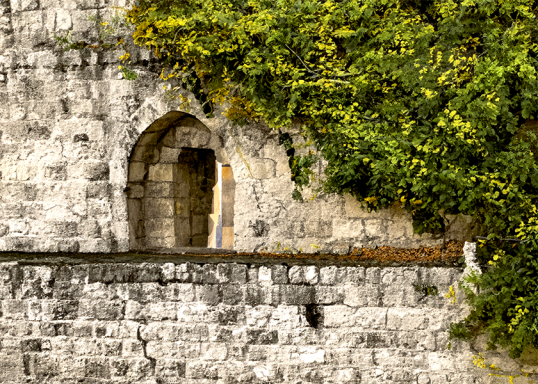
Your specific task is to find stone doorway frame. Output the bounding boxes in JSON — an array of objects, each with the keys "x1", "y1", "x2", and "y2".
[{"x1": 125, "y1": 111, "x2": 235, "y2": 251}]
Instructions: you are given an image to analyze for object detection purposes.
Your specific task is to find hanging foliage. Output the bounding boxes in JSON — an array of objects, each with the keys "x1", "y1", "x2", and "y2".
[{"x1": 126, "y1": 0, "x2": 538, "y2": 357}]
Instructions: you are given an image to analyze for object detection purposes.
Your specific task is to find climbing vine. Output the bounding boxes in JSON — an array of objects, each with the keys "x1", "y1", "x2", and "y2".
[{"x1": 125, "y1": 0, "x2": 538, "y2": 356}]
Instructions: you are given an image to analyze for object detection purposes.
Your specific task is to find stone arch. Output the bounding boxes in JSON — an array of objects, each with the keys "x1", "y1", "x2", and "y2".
[{"x1": 126, "y1": 111, "x2": 235, "y2": 251}]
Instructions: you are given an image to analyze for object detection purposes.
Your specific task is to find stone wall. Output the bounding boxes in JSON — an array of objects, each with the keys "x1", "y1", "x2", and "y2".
[
  {"x1": 1, "y1": 257, "x2": 521, "y2": 384},
  {"x1": 0, "y1": 0, "x2": 479, "y2": 254}
]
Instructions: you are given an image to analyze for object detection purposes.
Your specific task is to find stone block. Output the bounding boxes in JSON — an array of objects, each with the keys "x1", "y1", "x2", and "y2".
[
  {"x1": 215, "y1": 264, "x2": 231, "y2": 283},
  {"x1": 41, "y1": 300, "x2": 79, "y2": 320},
  {"x1": 216, "y1": 306, "x2": 244, "y2": 326},
  {"x1": 84, "y1": 357, "x2": 112, "y2": 380},
  {"x1": 1, "y1": 299, "x2": 27, "y2": 320},
  {"x1": 325, "y1": 348, "x2": 373, "y2": 366},
  {"x1": 221, "y1": 284, "x2": 243, "y2": 305},
  {"x1": 192, "y1": 214, "x2": 207, "y2": 236},
  {"x1": 126, "y1": 184, "x2": 144, "y2": 199},
  {"x1": 247, "y1": 266, "x2": 259, "y2": 282},
  {"x1": 258, "y1": 266, "x2": 272, "y2": 283},
  {"x1": 315, "y1": 286, "x2": 344, "y2": 304},
  {"x1": 288, "y1": 266, "x2": 305, "y2": 284},
  {"x1": 364, "y1": 219, "x2": 385, "y2": 238},
  {"x1": 304, "y1": 266, "x2": 319, "y2": 285},
  {"x1": 174, "y1": 182, "x2": 191, "y2": 198},
  {"x1": 84, "y1": 161, "x2": 110, "y2": 181},
  {"x1": 145, "y1": 236, "x2": 176, "y2": 248},
  {"x1": 161, "y1": 263, "x2": 176, "y2": 283},
  {"x1": 185, "y1": 361, "x2": 219, "y2": 380},
  {"x1": 278, "y1": 285, "x2": 315, "y2": 305},
  {"x1": 201, "y1": 342, "x2": 228, "y2": 360},
  {"x1": 292, "y1": 346, "x2": 325, "y2": 364},
  {"x1": 202, "y1": 264, "x2": 218, "y2": 284},
  {"x1": 145, "y1": 182, "x2": 173, "y2": 198},
  {"x1": 55, "y1": 8, "x2": 72, "y2": 31},
  {"x1": 271, "y1": 265, "x2": 288, "y2": 284},
  {"x1": 324, "y1": 306, "x2": 387, "y2": 329},
  {"x1": 382, "y1": 284, "x2": 420, "y2": 307},
  {"x1": 44, "y1": 162, "x2": 67, "y2": 180},
  {"x1": 145, "y1": 198, "x2": 174, "y2": 218},
  {"x1": 147, "y1": 302, "x2": 179, "y2": 321},
  {"x1": 78, "y1": 299, "x2": 124, "y2": 320},
  {"x1": 320, "y1": 266, "x2": 338, "y2": 285},
  {"x1": 124, "y1": 301, "x2": 146, "y2": 321},
  {"x1": 145, "y1": 218, "x2": 174, "y2": 239},
  {"x1": 250, "y1": 158, "x2": 276, "y2": 179},
  {"x1": 175, "y1": 126, "x2": 211, "y2": 148},
  {"x1": 11, "y1": 0, "x2": 40, "y2": 12},
  {"x1": 128, "y1": 162, "x2": 146, "y2": 182},
  {"x1": 196, "y1": 284, "x2": 220, "y2": 306},
  {"x1": 387, "y1": 308, "x2": 454, "y2": 331},
  {"x1": 156, "y1": 359, "x2": 186, "y2": 380},
  {"x1": 332, "y1": 218, "x2": 364, "y2": 238},
  {"x1": 343, "y1": 285, "x2": 382, "y2": 307},
  {"x1": 147, "y1": 341, "x2": 201, "y2": 360},
  {"x1": 336, "y1": 267, "x2": 365, "y2": 285},
  {"x1": 246, "y1": 329, "x2": 279, "y2": 345},
  {"x1": 176, "y1": 263, "x2": 203, "y2": 284},
  {"x1": 174, "y1": 217, "x2": 191, "y2": 246},
  {"x1": 148, "y1": 164, "x2": 174, "y2": 182},
  {"x1": 159, "y1": 147, "x2": 182, "y2": 163},
  {"x1": 365, "y1": 267, "x2": 381, "y2": 284},
  {"x1": 242, "y1": 285, "x2": 264, "y2": 307}
]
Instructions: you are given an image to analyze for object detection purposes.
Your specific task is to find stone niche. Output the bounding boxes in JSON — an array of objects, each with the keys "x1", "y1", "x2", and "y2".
[{"x1": 126, "y1": 112, "x2": 235, "y2": 250}]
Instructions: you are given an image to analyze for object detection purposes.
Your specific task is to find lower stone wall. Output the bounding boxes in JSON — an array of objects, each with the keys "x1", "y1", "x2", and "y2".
[{"x1": 0, "y1": 257, "x2": 524, "y2": 384}]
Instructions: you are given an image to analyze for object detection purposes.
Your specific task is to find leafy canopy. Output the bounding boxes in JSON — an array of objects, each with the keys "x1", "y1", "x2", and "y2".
[{"x1": 127, "y1": 0, "x2": 538, "y2": 356}]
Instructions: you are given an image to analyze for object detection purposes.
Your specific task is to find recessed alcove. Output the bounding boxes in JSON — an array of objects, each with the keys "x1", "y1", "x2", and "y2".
[{"x1": 126, "y1": 112, "x2": 235, "y2": 251}]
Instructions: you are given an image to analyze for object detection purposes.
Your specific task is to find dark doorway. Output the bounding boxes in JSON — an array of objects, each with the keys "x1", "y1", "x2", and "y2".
[{"x1": 174, "y1": 148, "x2": 216, "y2": 247}]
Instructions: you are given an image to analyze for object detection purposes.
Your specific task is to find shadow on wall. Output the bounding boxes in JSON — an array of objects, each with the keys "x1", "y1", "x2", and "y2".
[{"x1": 126, "y1": 112, "x2": 235, "y2": 251}]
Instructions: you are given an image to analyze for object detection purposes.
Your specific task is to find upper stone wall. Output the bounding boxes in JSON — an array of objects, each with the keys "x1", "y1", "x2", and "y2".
[{"x1": 0, "y1": 0, "x2": 477, "y2": 253}]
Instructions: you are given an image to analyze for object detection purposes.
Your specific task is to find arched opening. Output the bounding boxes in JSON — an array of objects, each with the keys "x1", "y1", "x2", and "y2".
[{"x1": 126, "y1": 112, "x2": 235, "y2": 251}]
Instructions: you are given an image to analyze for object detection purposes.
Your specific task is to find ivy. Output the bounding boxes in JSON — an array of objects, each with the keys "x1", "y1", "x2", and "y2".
[
  {"x1": 126, "y1": 0, "x2": 538, "y2": 356},
  {"x1": 279, "y1": 132, "x2": 319, "y2": 200}
]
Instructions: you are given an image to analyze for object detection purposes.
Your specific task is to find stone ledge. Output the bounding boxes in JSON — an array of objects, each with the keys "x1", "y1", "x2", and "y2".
[{"x1": 0, "y1": 250, "x2": 464, "y2": 268}]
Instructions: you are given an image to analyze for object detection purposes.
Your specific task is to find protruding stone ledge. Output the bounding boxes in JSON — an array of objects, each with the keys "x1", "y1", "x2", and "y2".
[{"x1": 0, "y1": 248, "x2": 465, "y2": 268}]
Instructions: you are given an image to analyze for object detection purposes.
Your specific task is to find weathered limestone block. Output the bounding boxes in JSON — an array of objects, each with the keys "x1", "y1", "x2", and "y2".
[{"x1": 148, "y1": 163, "x2": 173, "y2": 182}]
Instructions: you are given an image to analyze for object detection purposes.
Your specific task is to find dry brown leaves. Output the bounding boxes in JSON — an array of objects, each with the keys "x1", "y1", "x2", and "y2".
[{"x1": 239, "y1": 241, "x2": 464, "y2": 265}]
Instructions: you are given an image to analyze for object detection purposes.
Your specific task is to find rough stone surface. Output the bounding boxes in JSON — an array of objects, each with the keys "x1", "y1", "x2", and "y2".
[
  {"x1": 0, "y1": 0, "x2": 479, "y2": 254},
  {"x1": 1, "y1": 259, "x2": 531, "y2": 384}
]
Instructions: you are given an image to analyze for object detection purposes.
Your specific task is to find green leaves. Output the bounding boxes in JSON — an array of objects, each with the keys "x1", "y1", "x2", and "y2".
[{"x1": 128, "y1": 0, "x2": 538, "y2": 356}]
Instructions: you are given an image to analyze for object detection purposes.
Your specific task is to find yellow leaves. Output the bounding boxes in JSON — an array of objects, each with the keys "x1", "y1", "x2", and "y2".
[
  {"x1": 421, "y1": 88, "x2": 436, "y2": 99},
  {"x1": 473, "y1": 353, "x2": 486, "y2": 369},
  {"x1": 445, "y1": 286, "x2": 456, "y2": 304},
  {"x1": 364, "y1": 196, "x2": 377, "y2": 205}
]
